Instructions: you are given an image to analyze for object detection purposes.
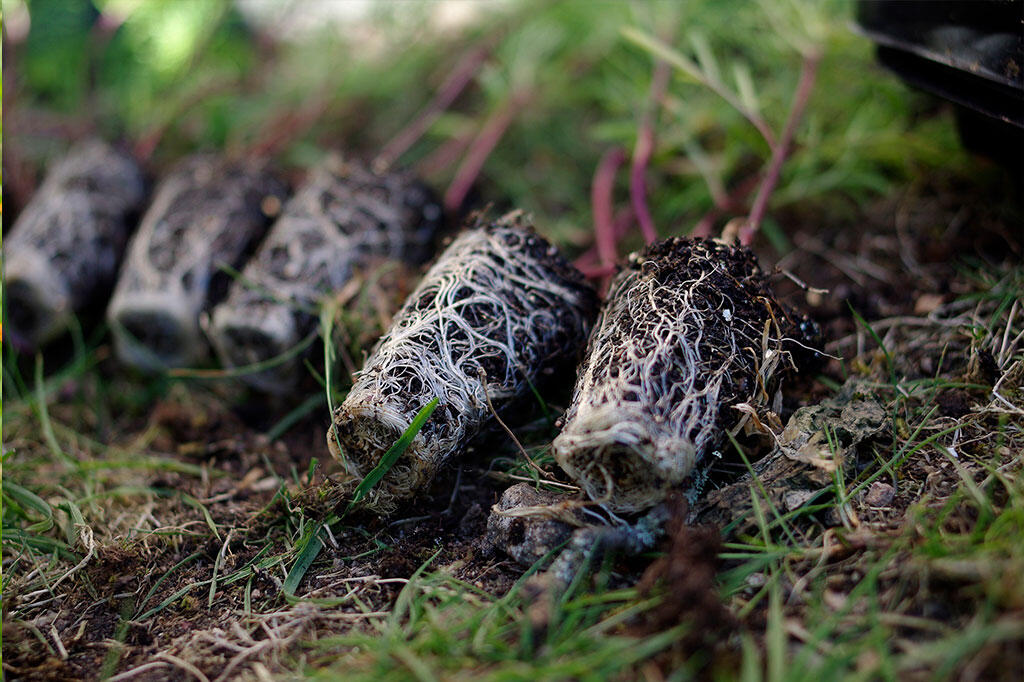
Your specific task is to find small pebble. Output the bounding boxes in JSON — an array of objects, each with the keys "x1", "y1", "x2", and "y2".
[
  {"x1": 865, "y1": 481, "x2": 896, "y2": 507},
  {"x1": 784, "y1": 489, "x2": 815, "y2": 511}
]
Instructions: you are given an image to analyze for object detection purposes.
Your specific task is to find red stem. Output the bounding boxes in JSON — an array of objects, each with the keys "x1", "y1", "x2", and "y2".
[
  {"x1": 246, "y1": 95, "x2": 329, "y2": 159},
  {"x1": 575, "y1": 206, "x2": 633, "y2": 273},
  {"x1": 592, "y1": 147, "x2": 627, "y2": 268},
  {"x1": 417, "y1": 127, "x2": 475, "y2": 178},
  {"x1": 374, "y1": 43, "x2": 491, "y2": 172},
  {"x1": 630, "y1": 60, "x2": 670, "y2": 245},
  {"x1": 741, "y1": 52, "x2": 820, "y2": 245},
  {"x1": 443, "y1": 91, "x2": 529, "y2": 214},
  {"x1": 577, "y1": 262, "x2": 618, "y2": 279},
  {"x1": 692, "y1": 172, "x2": 762, "y2": 238}
]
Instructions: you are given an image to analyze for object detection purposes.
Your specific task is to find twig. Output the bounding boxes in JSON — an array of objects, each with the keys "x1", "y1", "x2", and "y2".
[
  {"x1": 49, "y1": 525, "x2": 96, "y2": 592},
  {"x1": 592, "y1": 147, "x2": 628, "y2": 268},
  {"x1": 631, "y1": 59, "x2": 671, "y2": 245},
  {"x1": 443, "y1": 90, "x2": 531, "y2": 214},
  {"x1": 154, "y1": 653, "x2": 211, "y2": 682},
  {"x1": 478, "y1": 368, "x2": 546, "y2": 477},
  {"x1": 107, "y1": 661, "x2": 170, "y2": 681},
  {"x1": 374, "y1": 43, "x2": 491, "y2": 172},
  {"x1": 741, "y1": 50, "x2": 821, "y2": 245}
]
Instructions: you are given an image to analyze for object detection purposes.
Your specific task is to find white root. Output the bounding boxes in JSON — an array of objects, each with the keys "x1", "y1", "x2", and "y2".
[
  {"x1": 107, "y1": 156, "x2": 286, "y2": 371},
  {"x1": 207, "y1": 157, "x2": 443, "y2": 392},
  {"x1": 329, "y1": 212, "x2": 597, "y2": 510},
  {"x1": 553, "y1": 238, "x2": 810, "y2": 512},
  {"x1": 5, "y1": 140, "x2": 146, "y2": 348}
]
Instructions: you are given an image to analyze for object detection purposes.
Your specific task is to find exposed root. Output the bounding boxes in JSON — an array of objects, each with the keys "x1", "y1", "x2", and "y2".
[
  {"x1": 329, "y1": 212, "x2": 597, "y2": 511},
  {"x1": 207, "y1": 157, "x2": 443, "y2": 392},
  {"x1": 553, "y1": 237, "x2": 816, "y2": 512},
  {"x1": 4, "y1": 140, "x2": 146, "y2": 348},
  {"x1": 108, "y1": 156, "x2": 286, "y2": 371}
]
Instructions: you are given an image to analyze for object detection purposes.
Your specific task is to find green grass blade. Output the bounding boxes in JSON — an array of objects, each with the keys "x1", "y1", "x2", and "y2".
[
  {"x1": 33, "y1": 354, "x2": 72, "y2": 466},
  {"x1": 134, "y1": 550, "x2": 204, "y2": 619},
  {"x1": 345, "y1": 397, "x2": 440, "y2": 514},
  {"x1": 266, "y1": 392, "x2": 326, "y2": 442},
  {"x1": 2, "y1": 480, "x2": 54, "y2": 532},
  {"x1": 283, "y1": 528, "x2": 325, "y2": 598},
  {"x1": 168, "y1": 330, "x2": 318, "y2": 380}
]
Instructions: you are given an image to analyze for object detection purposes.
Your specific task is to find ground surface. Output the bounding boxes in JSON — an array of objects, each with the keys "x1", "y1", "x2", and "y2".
[
  {"x1": 4, "y1": 169, "x2": 1022, "y2": 681},
  {"x1": 3, "y1": 1, "x2": 1024, "y2": 680}
]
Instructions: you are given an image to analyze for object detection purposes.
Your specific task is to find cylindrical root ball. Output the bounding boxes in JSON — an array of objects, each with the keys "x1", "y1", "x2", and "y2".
[
  {"x1": 206, "y1": 157, "x2": 443, "y2": 393},
  {"x1": 4, "y1": 140, "x2": 146, "y2": 348},
  {"x1": 108, "y1": 156, "x2": 286, "y2": 371},
  {"x1": 553, "y1": 238, "x2": 809, "y2": 513},
  {"x1": 328, "y1": 213, "x2": 598, "y2": 506}
]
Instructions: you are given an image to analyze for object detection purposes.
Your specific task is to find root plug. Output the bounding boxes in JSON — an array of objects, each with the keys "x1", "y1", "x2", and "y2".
[
  {"x1": 4, "y1": 140, "x2": 146, "y2": 348},
  {"x1": 553, "y1": 237, "x2": 814, "y2": 513},
  {"x1": 328, "y1": 213, "x2": 597, "y2": 509},
  {"x1": 206, "y1": 157, "x2": 443, "y2": 393},
  {"x1": 108, "y1": 156, "x2": 285, "y2": 371}
]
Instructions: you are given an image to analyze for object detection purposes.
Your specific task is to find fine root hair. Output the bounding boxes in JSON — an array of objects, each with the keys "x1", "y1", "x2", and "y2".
[
  {"x1": 207, "y1": 157, "x2": 443, "y2": 392},
  {"x1": 329, "y1": 212, "x2": 598, "y2": 510},
  {"x1": 553, "y1": 237, "x2": 815, "y2": 512},
  {"x1": 5, "y1": 140, "x2": 146, "y2": 348},
  {"x1": 107, "y1": 156, "x2": 286, "y2": 371}
]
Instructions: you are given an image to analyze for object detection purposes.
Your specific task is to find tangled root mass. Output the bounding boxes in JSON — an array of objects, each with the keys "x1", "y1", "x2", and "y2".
[
  {"x1": 207, "y1": 158, "x2": 443, "y2": 392},
  {"x1": 5, "y1": 140, "x2": 146, "y2": 348},
  {"x1": 107, "y1": 156, "x2": 286, "y2": 371},
  {"x1": 553, "y1": 237, "x2": 815, "y2": 513},
  {"x1": 329, "y1": 213, "x2": 597, "y2": 509}
]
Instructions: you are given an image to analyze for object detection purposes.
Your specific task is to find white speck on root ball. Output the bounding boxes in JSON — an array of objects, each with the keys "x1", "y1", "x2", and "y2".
[
  {"x1": 553, "y1": 237, "x2": 809, "y2": 513},
  {"x1": 329, "y1": 212, "x2": 598, "y2": 511}
]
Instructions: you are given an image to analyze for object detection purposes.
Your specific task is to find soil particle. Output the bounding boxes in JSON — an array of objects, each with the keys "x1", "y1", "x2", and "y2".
[
  {"x1": 631, "y1": 497, "x2": 732, "y2": 675},
  {"x1": 937, "y1": 389, "x2": 974, "y2": 418},
  {"x1": 696, "y1": 378, "x2": 888, "y2": 531}
]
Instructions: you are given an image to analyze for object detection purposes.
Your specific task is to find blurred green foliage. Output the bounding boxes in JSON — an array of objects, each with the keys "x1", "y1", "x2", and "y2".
[{"x1": 6, "y1": 0, "x2": 969, "y2": 249}]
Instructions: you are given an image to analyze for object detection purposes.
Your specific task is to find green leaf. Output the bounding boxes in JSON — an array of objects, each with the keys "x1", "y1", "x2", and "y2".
[
  {"x1": 344, "y1": 397, "x2": 440, "y2": 515},
  {"x1": 283, "y1": 528, "x2": 324, "y2": 598},
  {"x1": 3, "y1": 481, "x2": 54, "y2": 533}
]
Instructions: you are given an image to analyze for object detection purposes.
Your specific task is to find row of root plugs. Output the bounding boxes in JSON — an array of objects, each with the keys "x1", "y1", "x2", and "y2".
[{"x1": 5, "y1": 139, "x2": 820, "y2": 600}]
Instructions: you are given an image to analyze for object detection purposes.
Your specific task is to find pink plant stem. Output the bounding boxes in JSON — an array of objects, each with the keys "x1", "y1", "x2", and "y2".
[
  {"x1": 577, "y1": 262, "x2": 618, "y2": 279},
  {"x1": 575, "y1": 206, "x2": 633, "y2": 273},
  {"x1": 592, "y1": 147, "x2": 627, "y2": 268},
  {"x1": 692, "y1": 172, "x2": 762, "y2": 237},
  {"x1": 374, "y1": 43, "x2": 491, "y2": 172},
  {"x1": 443, "y1": 91, "x2": 530, "y2": 214},
  {"x1": 741, "y1": 51, "x2": 821, "y2": 245},
  {"x1": 630, "y1": 60, "x2": 671, "y2": 245},
  {"x1": 417, "y1": 128, "x2": 475, "y2": 178}
]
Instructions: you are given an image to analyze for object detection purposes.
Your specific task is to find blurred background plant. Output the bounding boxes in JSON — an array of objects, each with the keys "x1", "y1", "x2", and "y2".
[{"x1": 2, "y1": 0, "x2": 971, "y2": 254}]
